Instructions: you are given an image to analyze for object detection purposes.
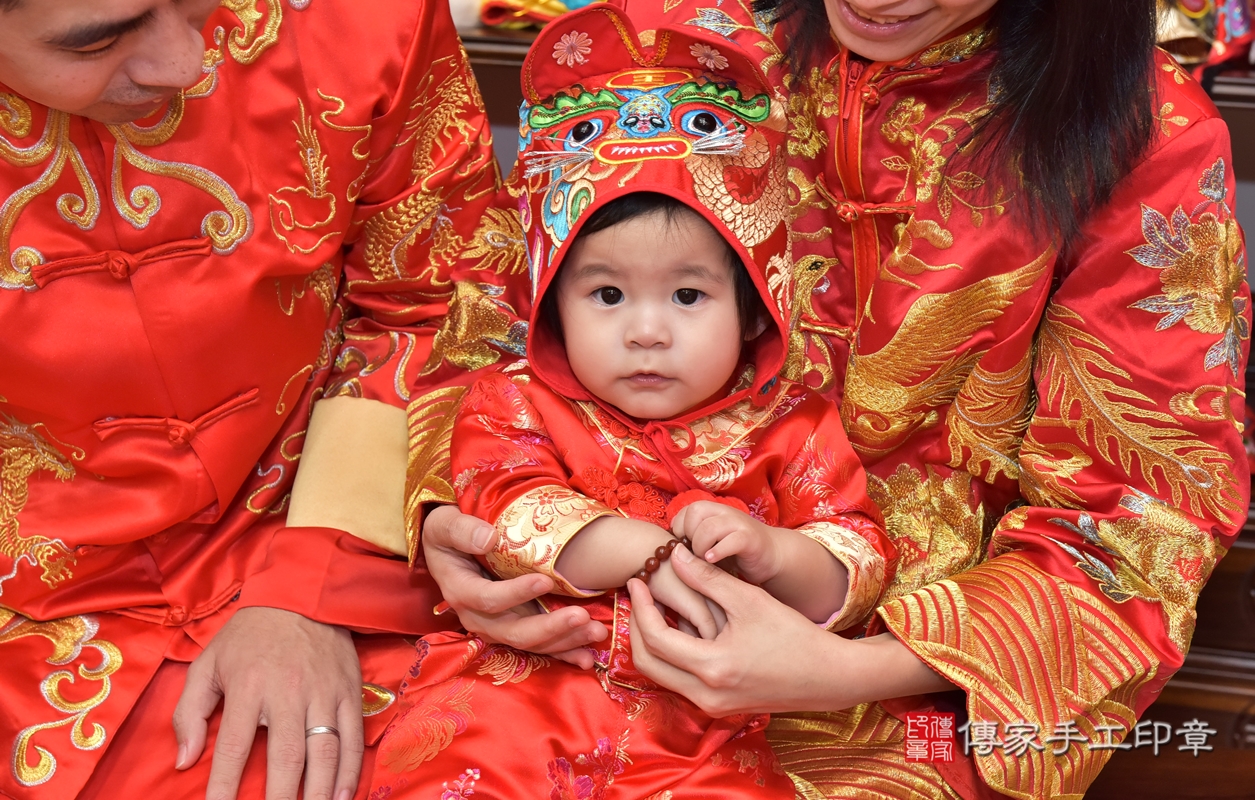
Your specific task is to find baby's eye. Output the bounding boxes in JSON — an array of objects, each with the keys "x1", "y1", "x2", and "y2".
[
  {"x1": 595, "y1": 287, "x2": 624, "y2": 305},
  {"x1": 674, "y1": 288, "x2": 703, "y2": 306}
]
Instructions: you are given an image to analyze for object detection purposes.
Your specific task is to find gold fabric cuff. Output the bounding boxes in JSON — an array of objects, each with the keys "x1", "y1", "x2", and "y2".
[
  {"x1": 797, "y1": 521, "x2": 887, "y2": 632},
  {"x1": 486, "y1": 485, "x2": 616, "y2": 597},
  {"x1": 877, "y1": 554, "x2": 1159, "y2": 800}
]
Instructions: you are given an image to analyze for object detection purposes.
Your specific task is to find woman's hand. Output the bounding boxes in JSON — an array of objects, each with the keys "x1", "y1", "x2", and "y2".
[
  {"x1": 646, "y1": 552, "x2": 724, "y2": 639},
  {"x1": 422, "y1": 505, "x2": 608, "y2": 668},
  {"x1": 628, "y1": 546, "x2": 954, "y2": 718}
]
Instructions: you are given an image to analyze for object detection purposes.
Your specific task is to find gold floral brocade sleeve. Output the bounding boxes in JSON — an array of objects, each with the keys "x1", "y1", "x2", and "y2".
[
  {"x1": 797, "y1": 521, "x2": 889, "y2": 632},
  {"x1": 876, "y1": 117, "x2": 1249, "y2": 799},
  {"x1": 487, "y1": 485, "x2": 616, "y2": 597}
]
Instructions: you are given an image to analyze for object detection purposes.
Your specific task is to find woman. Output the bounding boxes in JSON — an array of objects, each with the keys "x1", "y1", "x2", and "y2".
[{"x1": 412, "y1": 0, "x2": 1249, "y2": 797}]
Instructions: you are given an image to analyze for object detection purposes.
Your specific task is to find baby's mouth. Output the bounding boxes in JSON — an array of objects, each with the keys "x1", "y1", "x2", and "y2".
[{"x1": 627, "y1": 372, "x2": 671, "y2": 386}]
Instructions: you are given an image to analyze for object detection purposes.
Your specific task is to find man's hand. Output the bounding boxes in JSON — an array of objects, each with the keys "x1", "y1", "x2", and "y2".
[
  {"x1": 671, "y1": 501, "x2": 783, "y2": 584},
  {"x1": 422, "y1": 505, "x2": 608, "y2": 668},
  {"x1": 172, "y1": 607, "x2": 364, "y2": 800}
]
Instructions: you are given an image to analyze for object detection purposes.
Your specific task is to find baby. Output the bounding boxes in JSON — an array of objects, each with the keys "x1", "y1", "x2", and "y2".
[{"x1": 370, "y1": 8, "x2": 893, "y2": 799}]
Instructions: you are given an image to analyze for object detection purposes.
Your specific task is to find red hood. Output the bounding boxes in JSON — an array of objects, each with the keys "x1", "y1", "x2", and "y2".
[{"x1": 517, "y1": 3, "x2": 794, "y2": 427}]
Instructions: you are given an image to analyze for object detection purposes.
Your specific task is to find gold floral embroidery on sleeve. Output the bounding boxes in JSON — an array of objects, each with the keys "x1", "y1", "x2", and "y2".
[
  {"x1": 796, "y1": 521, "x2": 886, "y2": 631},
  {"x1": 1128, "y1": 158, "x2": 1248, "y2": 378},
  {"x1": 867, "y1": 465, "x2": 990, "y2": 602},
  {"x1": 487, "y1": 486, "x2": 616, "y2": 597},
  {"x1": 1042, "y1": 489, "x2": 1219, "y2": 654}
]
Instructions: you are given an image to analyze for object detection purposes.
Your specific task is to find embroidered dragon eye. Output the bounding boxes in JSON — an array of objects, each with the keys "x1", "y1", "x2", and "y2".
[
  {"x1": 566, "y1": 119, "x2": 603, "y2": 148},
  {"x1": 681, "y1": 111, "x2": 722, "y2": 137}
]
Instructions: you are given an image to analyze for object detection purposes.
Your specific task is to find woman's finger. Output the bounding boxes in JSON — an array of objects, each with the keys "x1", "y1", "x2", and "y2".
[
  {"x1": 651, "y1": 557, "x2": 718, "y2": 639},
  {"x1": 668, "y1": 544, "x2": 764, "y2": 616},
  {"x1": 626, "y1": 580, "x2": 715, "y2": 697}
]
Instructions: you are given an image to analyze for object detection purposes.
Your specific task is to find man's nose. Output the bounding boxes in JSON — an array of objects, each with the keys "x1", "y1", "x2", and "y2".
[{"x1": 124, "y1": 10, "x2": 207, "y2": 92}]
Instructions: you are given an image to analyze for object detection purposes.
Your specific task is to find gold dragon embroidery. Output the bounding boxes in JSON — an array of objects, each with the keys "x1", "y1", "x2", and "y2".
[{"x1": 0, "y1": 415, "x2": 83, "y2": 590}]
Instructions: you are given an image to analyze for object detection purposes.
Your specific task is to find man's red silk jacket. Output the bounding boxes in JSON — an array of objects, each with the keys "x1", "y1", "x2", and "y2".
[{"x1": 0, "y1": 1, "x2": 502, "y2": 795}]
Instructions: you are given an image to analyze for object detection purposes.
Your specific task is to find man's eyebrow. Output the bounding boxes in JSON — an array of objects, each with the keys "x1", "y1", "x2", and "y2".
[{"x1": 45, "y1": 10, "x2": 155, "y2": 49}]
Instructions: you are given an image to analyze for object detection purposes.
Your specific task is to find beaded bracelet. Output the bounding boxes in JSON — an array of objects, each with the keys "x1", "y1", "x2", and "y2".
[{"x1": 635, "y1": 536, "x2": 692, "y2": 582}]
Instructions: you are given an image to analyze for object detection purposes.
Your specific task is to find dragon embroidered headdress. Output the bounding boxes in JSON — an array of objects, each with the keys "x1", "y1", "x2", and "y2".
[{"x1": 519, "y1": 3, "x2": 793, "y2": 413}]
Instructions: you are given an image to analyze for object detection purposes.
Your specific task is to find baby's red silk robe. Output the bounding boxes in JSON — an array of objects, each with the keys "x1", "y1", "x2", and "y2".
[
  {"x1": 0, "y1": 1, "x2": 507, "y2": 796},
  {"x1": 374, "y1": 365, "x2": 890, "y2": 799}
]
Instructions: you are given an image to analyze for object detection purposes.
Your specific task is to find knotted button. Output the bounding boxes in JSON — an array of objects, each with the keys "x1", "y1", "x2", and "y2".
[
  {"x1": 861, "y1": 84, "x2": 881, "y2": 107},
  {"x1": 106, "y1": 251, "x2": 138, "y2": 280},
  {"x1": 837, "y1": 202, "x2": 860, "y2": 223},
  {"x1": 167, "y1": 420, "x2": 196, "y2": 448}
]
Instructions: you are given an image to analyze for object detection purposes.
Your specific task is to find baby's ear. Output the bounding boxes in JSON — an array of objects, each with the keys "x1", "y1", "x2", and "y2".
[{"x1": 743, "y1": 312, "x2": 769, "y2": 341}]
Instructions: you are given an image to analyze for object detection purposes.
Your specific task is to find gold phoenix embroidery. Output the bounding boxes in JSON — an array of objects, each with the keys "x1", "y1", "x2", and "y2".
[
  {"x1": 0, "y1": 414, "x2": 83, "y2": 590},
  {"x1": 841, "y1": 251, "x2": 1050, "y2": 455},
  {"x1": 1031, "y1": 302, "x2": 1240, "y2": 523},
  {"x1": 405, "y1": 385, "x2": 468, "y2": 562},
  {"x1": 774, "y1": 255, "x2": 844, "y2": 392},
  {"x1": 879, "y1": 556, "x2": 1158, "y2": 799},
  {"x1": 1, "y1": 611, "x2": 123, "y2": 788},
  {"x1": 947, "y1": 348, "x2": 1036, "y2": 483}
]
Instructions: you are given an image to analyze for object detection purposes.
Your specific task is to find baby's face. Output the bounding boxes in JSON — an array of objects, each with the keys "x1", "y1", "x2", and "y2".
[{"x1": 555, "y1": 209, "x2": 747, "y2": 420}]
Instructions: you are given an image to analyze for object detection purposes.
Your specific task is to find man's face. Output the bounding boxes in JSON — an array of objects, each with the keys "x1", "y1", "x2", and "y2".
[{"x1": 0, "y1": 0, "x2": 220, "y2": 124}]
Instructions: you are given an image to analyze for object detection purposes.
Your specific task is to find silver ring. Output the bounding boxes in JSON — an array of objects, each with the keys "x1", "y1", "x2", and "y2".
[{"x1": 305, "y1": 726, "x2": 340, "y2": 739}]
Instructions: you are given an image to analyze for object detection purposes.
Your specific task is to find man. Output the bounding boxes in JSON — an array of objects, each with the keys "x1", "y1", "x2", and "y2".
[{"x1": 0, "y1": 1, "x2": 506, "y2": 797}]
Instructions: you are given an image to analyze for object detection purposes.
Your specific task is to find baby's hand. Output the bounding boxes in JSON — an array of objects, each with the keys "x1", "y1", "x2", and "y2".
[{"x1": 671, "y1": 501, "x2": 782, "y2": 585}]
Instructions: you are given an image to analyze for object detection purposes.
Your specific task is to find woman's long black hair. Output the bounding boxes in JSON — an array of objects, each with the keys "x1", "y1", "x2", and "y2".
[{"x1": 757, "y1": 0, "x2": 1160, "y2": 250}]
